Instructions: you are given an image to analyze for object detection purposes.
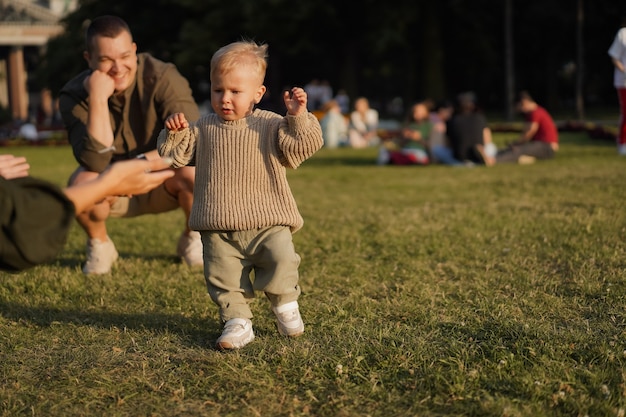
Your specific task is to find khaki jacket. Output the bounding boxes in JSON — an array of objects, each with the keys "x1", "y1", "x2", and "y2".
[{"x1": 59, "y1": 53, "x2": 199, "y2": 172}]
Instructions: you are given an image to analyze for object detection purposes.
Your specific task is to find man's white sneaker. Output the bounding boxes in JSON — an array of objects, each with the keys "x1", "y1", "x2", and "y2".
[
  {"x1": 618, "y1": 144, "x2": 626, "y2": 156},
  {"x1": 83, "y1": 236, "x2": 119, "y2": 275},
  {"x1": 216, "y1": 318, "x2": 255, "y2": 350},
  {"x1": 176, "y1": 231, "x2": 203, "y2": 267},
  {"x1": 272, "y1": 301, "x2": 304, "y2": 337}
]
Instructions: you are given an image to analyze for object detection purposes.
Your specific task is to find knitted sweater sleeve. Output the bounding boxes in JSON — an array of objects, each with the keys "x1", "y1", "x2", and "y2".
[
  {"x1": 278, "y1": 112, "x2": 324, "y2": 168},
  {"x1": 156, "y1": 122, "x2": 201, "y2": 168}
]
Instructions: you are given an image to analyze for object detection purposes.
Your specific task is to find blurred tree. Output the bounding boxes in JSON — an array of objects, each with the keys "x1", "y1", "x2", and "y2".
[
  {"x1": 36, "y1": 0, "x2": 191, "y2": 95},
  {"x1": 504, "y1": 0, "x2": 515, "y2": 121},
  {"x1": 576, "y1": 0, "x2": 584, "y2": 120},
  {"x1": 35, "y1": 0, "x2": 626, "y2": 118}
]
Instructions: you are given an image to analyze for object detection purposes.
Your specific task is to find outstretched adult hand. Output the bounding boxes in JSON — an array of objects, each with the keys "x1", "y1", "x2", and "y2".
[
  {"x1": 0, "y1": 154, "x2": 30, "y2": 179},
  {"x1": 64, "y1": 157, "x2": 175, "y2": 213}
]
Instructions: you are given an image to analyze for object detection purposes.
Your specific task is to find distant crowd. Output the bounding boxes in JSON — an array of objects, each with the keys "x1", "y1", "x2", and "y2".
[{"x1": 312, "y1": 83, "x2": 560, "y2": 167}]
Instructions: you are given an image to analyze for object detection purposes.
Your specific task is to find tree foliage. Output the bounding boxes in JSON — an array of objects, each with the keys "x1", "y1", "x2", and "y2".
[{"x1": 37, "y1": 0, "x2": 626, "y2": 116}]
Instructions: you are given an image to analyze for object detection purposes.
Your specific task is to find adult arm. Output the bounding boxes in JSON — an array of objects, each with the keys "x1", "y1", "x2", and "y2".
[
  {"x1": 350, "y1": 112, "x2": 368, "y2": 133},
  {"x1": 83, "y1": 70, "x2": 116, "y2": 150},
  {"x1": 0, "y1": 158, "x2": 174, "y2": 272},
  {"x1": 519, "y1": 121, "x2": 539, "y2": 142},
  {"x1": 612, "y1": 57, "x2": 625, "y2": 73},
  {"x1": 482, "y1": 127, "x2": 493, "y2": 145},
  {"x1": 609, "y1": 28, "x2": 626, "y2": 66},
  {"x1": 58, "y1": 72, "x2": 117, "y2": 173},
  {"x1": 65, "y1": 157, "x2": 175, "y2": 213}
]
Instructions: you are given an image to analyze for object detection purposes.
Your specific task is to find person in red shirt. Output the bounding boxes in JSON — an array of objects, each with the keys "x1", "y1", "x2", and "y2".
[{"x1": 479, "y1": 91, "x2": 558, "y2": 166}]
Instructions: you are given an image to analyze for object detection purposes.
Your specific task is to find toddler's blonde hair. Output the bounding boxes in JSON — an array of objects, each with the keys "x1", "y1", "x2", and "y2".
[{"x1": 210, "y1": 40, "x2": 268, "y2": 85}]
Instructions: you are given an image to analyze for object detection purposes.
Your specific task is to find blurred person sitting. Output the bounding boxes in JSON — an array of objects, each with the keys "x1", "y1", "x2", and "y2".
[
  {"x1": 428, "y1": 100, "x2": 465, "y2": 166},
  {"x1": 447, "y1": 92, "x2": 496, "y2": 165},
  {"x1": 378, "y1": 101, "x2": 432, "y2": 165},
  {"x1": 319, "y1": 99, "x2": 348, "y2": 148},
  {"x1": 479, "y1": 91, "x2": 558, "y2": 166},
  {"x1": 334, "y1": 89, "x2": 350, "y2": 114},
  {"x1": 348, "y1": 97, "x2": 380, "y2": 148}
]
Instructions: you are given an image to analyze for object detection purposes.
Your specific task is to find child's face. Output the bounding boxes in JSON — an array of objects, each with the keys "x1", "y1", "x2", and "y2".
[{"x1": 211, "y1": 67, "x2": 266, "y2": 121}]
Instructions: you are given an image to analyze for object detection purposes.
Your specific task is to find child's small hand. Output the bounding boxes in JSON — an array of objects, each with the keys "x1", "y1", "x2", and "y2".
[
  {"x1": 284, "y1": 87, "x2": 307, "y2": 116},
  {"x1": 165, "y1": 113, "x2": 189, "y2": 131}
]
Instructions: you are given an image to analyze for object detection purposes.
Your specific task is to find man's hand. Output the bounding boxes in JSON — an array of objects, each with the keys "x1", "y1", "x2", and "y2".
[
  {"x1": 0, "y1": 154, "x2": 30, "y2": 179},
  {"x1": 83, "y1": 70, "x2": 116, "y2": 100},
  {"x1": 64, "y1": 157, "x2": 175, "y2": 214},
  {"x1": 105, "y1": 157, "x2": 175, "y2": 197},
  {"x1": 83, "y1": 70, "x2": 117, "y2": 149}
]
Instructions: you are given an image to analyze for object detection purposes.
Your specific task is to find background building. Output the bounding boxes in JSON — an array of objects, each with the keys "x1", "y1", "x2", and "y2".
[{"x1": 0, "y1": 0, "x2": 77, "y2": 123}]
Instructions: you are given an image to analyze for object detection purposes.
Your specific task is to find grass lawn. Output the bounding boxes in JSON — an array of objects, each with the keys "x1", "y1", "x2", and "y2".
[{"x1": 1, "y1": 132, "x2": 626, "y2": 416}]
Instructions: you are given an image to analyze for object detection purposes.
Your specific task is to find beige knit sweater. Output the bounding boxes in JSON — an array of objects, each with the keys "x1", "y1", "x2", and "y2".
[{"x1": 157, "y1": 109, "x2": 323, "y2": 233}]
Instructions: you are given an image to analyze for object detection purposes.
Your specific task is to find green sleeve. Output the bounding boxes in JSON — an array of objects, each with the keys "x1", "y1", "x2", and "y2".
[{"x1": 0, "y1": 177, "x2": 75, "y2": 272}]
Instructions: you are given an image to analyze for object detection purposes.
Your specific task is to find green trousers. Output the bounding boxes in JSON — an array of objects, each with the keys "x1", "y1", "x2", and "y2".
[{"x1": 201, "y1": 226, "x2": 301, "y2": 322}]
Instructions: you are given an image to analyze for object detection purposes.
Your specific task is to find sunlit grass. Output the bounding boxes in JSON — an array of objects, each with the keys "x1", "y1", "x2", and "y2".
[{"x1": 1, "y1": 133, "x2": 626, "y2": 416}]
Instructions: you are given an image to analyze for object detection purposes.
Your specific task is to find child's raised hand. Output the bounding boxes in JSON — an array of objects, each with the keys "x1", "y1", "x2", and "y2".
[
  {"x1": 165, "y1": 113, "x2": 189, "y2": 131},
  {"x1": 284, "y1": 87, "x2": 307, "y2": 116}
]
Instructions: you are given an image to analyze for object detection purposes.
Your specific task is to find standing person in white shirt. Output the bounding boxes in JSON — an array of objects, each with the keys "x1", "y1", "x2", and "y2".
[{"x1": 608, "y1": 16, "x2": 626, "y2": 155}]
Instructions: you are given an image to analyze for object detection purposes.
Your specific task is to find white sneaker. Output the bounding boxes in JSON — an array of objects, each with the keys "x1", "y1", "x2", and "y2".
[
  {"x1": 484, "y1": 142, "x2": 498, "y2": 158},
  {"x1": 216, "y1": 318, "x2": 255, "y2": 350},
  {"x1": 475, "y1": 144, "x2": 495, "y2": 167},
  {"x1": 272, "y1": 301, "x2": 304, "y2": 337},
  {"x1": 83, "y1": 236, "x2": 119, "y2": 275},
  {"x1": 618, "y1": 144, "x2": 626, "y2": 156},
  {"x1": 176, "y1": 231, "x2": 203, "y2": 267}
]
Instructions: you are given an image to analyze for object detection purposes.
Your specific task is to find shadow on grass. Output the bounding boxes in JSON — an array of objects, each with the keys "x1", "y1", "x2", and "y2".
[
  {"x1": 305, "y1": 147, "x2": 379, "y2": 167},
  {"x1": 0, "y1": 300, "x2": 221, "y2": 348},
  {"x1": 53, "y1": 250, "x2": 184, "y2": 270},
  {"x1": 560, "y1": 134, "x2": 615, "y2": 147},
  {"x1": 307, "y1": 155, "x2": 376, "y2": 167}
]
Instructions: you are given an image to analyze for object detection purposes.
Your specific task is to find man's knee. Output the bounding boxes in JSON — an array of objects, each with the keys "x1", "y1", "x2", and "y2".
[
  {"x1": 68, "y1": 166, "x2": 98, "y2": 186},
  {"x1": 165, "y1": 166, "x2": 195, "y2": 195}
]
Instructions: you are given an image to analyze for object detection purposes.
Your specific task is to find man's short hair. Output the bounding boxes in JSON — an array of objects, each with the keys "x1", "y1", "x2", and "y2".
[
  {"x1": 85, "y1": 15, "x2": 132, "y2": 53},
  {"x1": 517, "y1": 90, "x2": 534, "y2": 103}
]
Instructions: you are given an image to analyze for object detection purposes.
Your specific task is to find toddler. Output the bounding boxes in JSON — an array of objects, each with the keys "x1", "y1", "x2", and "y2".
[{"x1": 157, "y1": 40, "x2": 323, "y2": 350}]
